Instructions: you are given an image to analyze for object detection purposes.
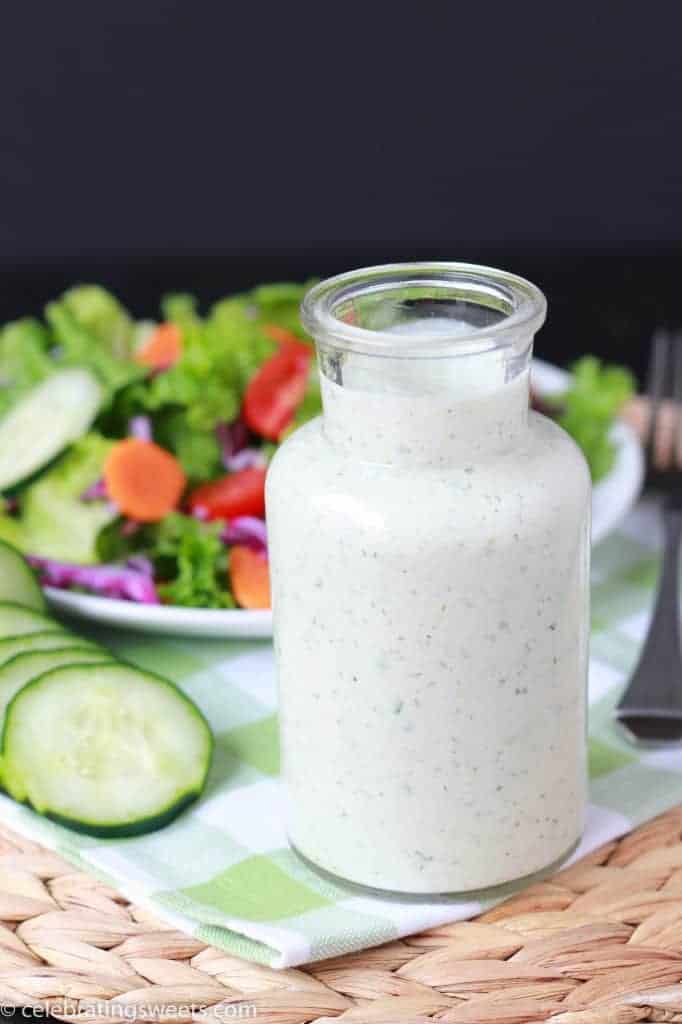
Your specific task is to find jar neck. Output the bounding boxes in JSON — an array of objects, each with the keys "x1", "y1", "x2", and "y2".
[
  {"x1": 321, "y1": 367, "x2": 531, "y2": 467},
  {"x1": 302, "y1": 261, "x2": 546, "y2": 466}
]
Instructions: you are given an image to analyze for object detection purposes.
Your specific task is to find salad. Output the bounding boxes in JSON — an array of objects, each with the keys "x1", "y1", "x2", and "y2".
[{"x1": 0, "y1": 283, "x2": 634, "y2": 611}]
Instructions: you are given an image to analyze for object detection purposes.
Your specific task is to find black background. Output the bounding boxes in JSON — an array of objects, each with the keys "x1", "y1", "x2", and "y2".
[{"x1": 1, "y1": 1, "x2": 681, "y2": 380}]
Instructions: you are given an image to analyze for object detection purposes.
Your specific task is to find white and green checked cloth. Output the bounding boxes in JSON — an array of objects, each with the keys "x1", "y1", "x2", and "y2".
[{"x1": 0, "y1": 494, "x2": 678, "y2": 968}]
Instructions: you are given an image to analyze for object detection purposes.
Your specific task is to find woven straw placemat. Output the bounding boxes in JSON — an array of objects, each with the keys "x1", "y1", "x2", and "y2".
[{"x1": 2, "y1": 810, "x2": 682, "y2": 1024}]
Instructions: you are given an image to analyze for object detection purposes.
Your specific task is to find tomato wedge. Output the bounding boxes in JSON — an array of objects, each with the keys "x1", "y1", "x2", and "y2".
[
  {"x1": 243, "y1": 344, "x2": 311, "y2": 441},
  {"x1": 187, "y1": 466, "x2": 267, "y2": 522}
]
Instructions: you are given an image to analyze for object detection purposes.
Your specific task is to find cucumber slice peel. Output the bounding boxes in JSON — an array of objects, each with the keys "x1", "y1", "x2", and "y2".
[
  {"x1": 2, "y1": 663, "x2": 213, "y2": 837},
  {"x1": 0, "y1": 369, "x2": 102, "y2": 490},
  {"x1": 0, "y1": 602, "x2": 69, "y2": 639},
  {"x1": 0, "y1": 632, "x2": 102, "y2": 669},
  {"x1": 0, "y1": 541, "x2": 46, "y2": 612}
]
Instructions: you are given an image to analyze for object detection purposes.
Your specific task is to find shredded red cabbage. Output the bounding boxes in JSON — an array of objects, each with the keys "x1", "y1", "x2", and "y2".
[
  {"x1": 222, "y1": 516, "x2": 268, "y2": 554},
  {"x1": 215, "y1": 419, "x2": 267, "y2": 471},
  {"x1": 81, "y1": 479, "x2": 109, "y2": 501},
  {"x1": 121, "y1": 519, "x2": 142, "y2": 537},
  {"x1": 129, "y1": 416, "x2": 153, "y2": 442},
  {"x1": 216, "y1": 418, "x2": 249, "y2": 456},
  {"x1": 28, "y1": 556, "x2": 160, "y2": 604},
  {"x1": 125, "y1": 555, "x2": 154, "y2": 576},
  {"x1": 80, "y1": 478, "x2": 118, "y2": 516},
  {"x1": 225, "y1": 448, "x2": 266, "y2": 472}
]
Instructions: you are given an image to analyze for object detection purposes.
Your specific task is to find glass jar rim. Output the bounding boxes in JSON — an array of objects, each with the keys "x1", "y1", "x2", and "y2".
[{"x1": 300, "y1": 261, "x2": 547, "y2": 357}]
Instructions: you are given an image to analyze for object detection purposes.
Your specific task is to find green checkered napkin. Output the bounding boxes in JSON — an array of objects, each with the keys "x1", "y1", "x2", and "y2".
[{"x1": 0, "y1": 495, "x2": 677, "y2": 968}]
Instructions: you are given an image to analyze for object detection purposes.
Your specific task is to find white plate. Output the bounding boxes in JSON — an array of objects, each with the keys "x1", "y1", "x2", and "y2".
[
  {"x1": 45, "y1": 587, "x2": 273, "y2": 639},
  {"x1": 45, "y1": 359, "x2": 644, "y2": 638}
]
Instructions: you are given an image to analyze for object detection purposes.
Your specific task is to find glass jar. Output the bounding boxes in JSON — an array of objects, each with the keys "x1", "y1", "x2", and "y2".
[{"x1": 266, "y1": 263, "x2": 591, "y2": 895}]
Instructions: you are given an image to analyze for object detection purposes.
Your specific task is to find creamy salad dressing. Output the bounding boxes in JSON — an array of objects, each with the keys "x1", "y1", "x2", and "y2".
[{"x1": 267, "y1": 267, "x2": 591, "y2": 895}]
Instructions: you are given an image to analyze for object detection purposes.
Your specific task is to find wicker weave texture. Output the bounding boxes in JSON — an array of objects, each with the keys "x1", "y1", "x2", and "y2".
[{"x1": 3, "y1": 810, "x2": 682, "y2": 1022}]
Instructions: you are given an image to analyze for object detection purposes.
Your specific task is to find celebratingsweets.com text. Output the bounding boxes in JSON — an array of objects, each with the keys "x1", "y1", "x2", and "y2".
[{"x1": 0, "y1": 1002, "x2": 258, "y2": 1019}]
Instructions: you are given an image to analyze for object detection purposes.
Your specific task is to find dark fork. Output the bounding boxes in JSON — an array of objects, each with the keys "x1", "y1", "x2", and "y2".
[{"x1": 615, "y1": 329, "x2": 682, "y2": 745}]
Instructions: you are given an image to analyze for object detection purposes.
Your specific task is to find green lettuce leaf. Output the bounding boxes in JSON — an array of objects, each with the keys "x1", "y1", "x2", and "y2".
[
  {"x1": 45, "y1": 288, "x2": 144, "y2": 403},
  {"x1": 160, "y1": 293, "x2": 202, "y2": 336},
  {"x1": 0, "y1": 514, "x2": 27, "y2": 549},
  {"x1": 113, "y1": 282, "x2": 313, "y2": 442},
  {"x1": 0, "y1": 319, "x2": 54, "y2": 415},
  {"x1": 559, "y1": 356, "x2": 635, "y2": 481},
  {"x1": 154, "y1": 410, "x2": 222, "y2": 483},
  {"x1": 154, "y1": 513, "x2": 234, "y2": 608},
  {"x1": 119, "y1": 293, "x2": 243, "y2": 432},
  {"x1": 95, "y1": 519, "x2": 156, "y2": 564},
  {"x1": 205, "y1": 295, "x2": 276, "y2": 394},
  {"x1": 57, "y1": 285, "x2": 135, "y2": 359},
  {"x1": 250, "y1": 281, "x2": 314, "y2": 338}
]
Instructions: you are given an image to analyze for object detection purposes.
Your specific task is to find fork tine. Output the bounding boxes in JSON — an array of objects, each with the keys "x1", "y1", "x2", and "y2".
[
  {"x1": 673, "y1": 331, "x2": 682, "y2": 470},
  {"x1": 647, "y1": 328, "x2": 671, "y2": 471}
]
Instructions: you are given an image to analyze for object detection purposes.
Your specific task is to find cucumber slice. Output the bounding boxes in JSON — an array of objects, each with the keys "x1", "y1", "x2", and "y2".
[
  {"x1": 0, "y1": 369, "x2": 102, "y2": 490},
  {"x1": 0, "y1": 632, "x2": 101, "y2": 668},
  {"x1": 0, "y1": 602, "x2": 67, "y2": 639},
  {"x1": 0, "y1": 648, "x2": 113, "y2": 737},
  {"x1": 2, "y1": 663, "x2": 213, "y2": 836},
  {"x1": 0, "y1": 540, "x2": 46, "y2": 612}
]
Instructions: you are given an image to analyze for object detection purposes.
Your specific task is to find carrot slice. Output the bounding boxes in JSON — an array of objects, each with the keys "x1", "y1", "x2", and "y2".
[
  {"x1": 135, "y1": 322, "x2": 183, "y2": 370},
  {"x1": 229, "y1": 545, "x2": 271, "y2": 609},
  {"x1": 104, "y1": 438, "x2": 186, "y2": 522}
]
